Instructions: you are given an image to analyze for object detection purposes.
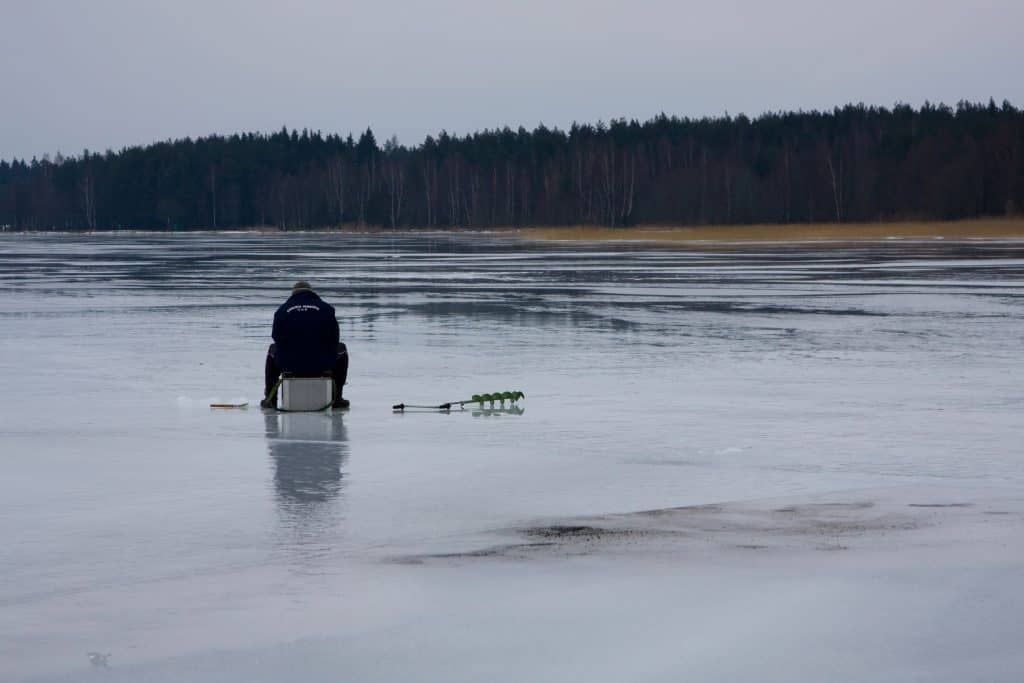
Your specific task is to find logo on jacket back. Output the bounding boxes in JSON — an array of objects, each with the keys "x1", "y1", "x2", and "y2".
[{"x1": 286, "y1": 304, "x2": 321, "y2": 314}]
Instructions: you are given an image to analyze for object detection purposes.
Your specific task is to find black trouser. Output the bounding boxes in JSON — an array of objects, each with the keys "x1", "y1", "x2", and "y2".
[{"x1": 264, "y1": 343, "x2": 348, "y2": 400}]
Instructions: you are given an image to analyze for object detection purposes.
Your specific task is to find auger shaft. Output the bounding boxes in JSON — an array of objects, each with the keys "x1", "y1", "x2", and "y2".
[{"x1": 392, "y1": 391, "x2": 525, "y2": 412}]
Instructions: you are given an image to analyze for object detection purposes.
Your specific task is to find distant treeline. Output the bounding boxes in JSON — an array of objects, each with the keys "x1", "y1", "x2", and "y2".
[{"x1": 2, "y1": 101, "x2": 1022, "y2": 231}]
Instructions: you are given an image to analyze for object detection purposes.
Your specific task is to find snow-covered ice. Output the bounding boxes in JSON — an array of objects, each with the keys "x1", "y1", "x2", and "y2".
[{"x1": 1, "y1": 233, "x2": 1023, "y2": 681}]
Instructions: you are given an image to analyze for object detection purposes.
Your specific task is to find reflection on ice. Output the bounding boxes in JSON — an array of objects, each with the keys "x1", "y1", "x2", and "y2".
[
  {"x1": 265, "y1": 412, "x2": 348, "y2": 549},
  {"x1": 471, "y1": 405, "x2": 525, "y2": 417}
]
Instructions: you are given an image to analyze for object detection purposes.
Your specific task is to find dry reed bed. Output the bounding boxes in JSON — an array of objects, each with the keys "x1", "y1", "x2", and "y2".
[{"x1": 521, "y1": 219, "x2": 1024, "y2": 244}]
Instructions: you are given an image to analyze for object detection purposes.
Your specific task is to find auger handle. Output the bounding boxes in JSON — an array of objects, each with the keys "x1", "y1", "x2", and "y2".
[{"x1": 393, "y1": 402, "x2": 453, "y2": 411}]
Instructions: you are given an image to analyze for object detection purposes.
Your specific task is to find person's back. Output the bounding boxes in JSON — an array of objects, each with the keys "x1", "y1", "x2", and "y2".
[
  {"x1": 262, "y1": 281, "x2": 349, "y2": 409},
  {"x1": 273, "y1": 286, "x2": 339, "y2": 375}
]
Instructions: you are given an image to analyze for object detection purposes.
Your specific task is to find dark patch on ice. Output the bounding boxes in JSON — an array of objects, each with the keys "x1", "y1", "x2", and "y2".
[
  {"x1": 391, "y1": 494, "x2": 975, "y2": 565},
  {"x1": 775, "y1": 501, "x2": 873, "y2": 513},
  {"x1": 815, "y1": 501, "x2": 875, "y2": 509},
  {"x1": 984, "y1": 511, "x2": 1010, "y2": 515},
  {"x1": 428, "y1": 542, "x2": 557, "y2": 558},
  {"x1": 796, "y1": 519, "x2": 917, "y2": 535},
  {"x1": 639, "y1": 503, "x2": 724, "y2": 517},
  {"x1": 523, "y1": 525, "x2": 608, "y2": 539},
  {"x1": 908, "y1": 503, "x2": 972, "y2": 508},
  {"x1": 521, "y1": 525, "x2": 666, "y2": 541},
  {"x1": 648, "y1": 301, "x2": 888, "y2": 317},
  {"x1": 391, "y1": 542, "x2": 557, "y2": 564},
  {"x1": 392, "y1": 526, "x2": 682, "y2": 564},
  {"x1": 685, "y1": 503, "x2": 725, "y2": 512}
]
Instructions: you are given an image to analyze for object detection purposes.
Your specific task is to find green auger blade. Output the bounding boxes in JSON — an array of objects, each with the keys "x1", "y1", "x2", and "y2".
[{"x1": 459, "y1": 391, "x2": 525, "y2": 407}]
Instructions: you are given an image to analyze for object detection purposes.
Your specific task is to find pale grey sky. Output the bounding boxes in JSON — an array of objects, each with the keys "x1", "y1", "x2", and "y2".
[{"x1": 1, "y1": 0, "x2": 1021, "y2": 161}]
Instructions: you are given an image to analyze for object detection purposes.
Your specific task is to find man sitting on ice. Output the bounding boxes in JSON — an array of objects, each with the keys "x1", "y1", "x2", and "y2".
[{"x1": 261, "y1": 281, "x2": 349, "y2": 409}]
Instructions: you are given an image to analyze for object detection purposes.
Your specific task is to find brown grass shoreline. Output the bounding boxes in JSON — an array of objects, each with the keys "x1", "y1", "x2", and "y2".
[{"x1": 521, "y1": 219, "x2": 1024, "y2": 244}]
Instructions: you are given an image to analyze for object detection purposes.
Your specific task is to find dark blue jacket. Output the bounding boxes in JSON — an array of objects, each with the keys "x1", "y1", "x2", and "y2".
[{"x1": 272, "y1": 290, "x2": 340, "y2": 376}]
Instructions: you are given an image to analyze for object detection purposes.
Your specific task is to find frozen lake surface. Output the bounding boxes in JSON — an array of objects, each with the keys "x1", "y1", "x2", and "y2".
[{"x1": 2, "y1": 233, "x2": 1024, "y2": 682}]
